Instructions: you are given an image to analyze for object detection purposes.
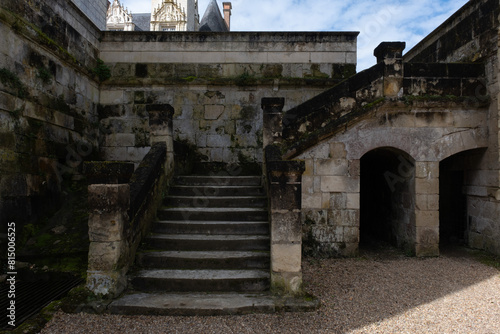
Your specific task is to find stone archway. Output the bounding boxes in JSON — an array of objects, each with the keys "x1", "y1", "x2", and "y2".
[
  {"x1": 360, "y1": 147, "x2": 416, "y2": 253},
  {"x1": 439, "y1": 148, "x2": 487, "y2": 251}
]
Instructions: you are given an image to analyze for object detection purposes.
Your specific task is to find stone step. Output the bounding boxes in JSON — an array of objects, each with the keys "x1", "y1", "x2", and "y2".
[
  {"x1": 168, "y1": 185, "x2": 265, "y2": 197},
  {"x1": 109, "y1": 292, "x2": 276, "y2": 316},
  {"x1": 151, "y1": 221, "x2": 269, "y2": 235},
  {"x1": 146, "y1": 234, "x2": 270, "y2": 251},
  {"x1": 137, "y1": 251, "x2": 270, "y2": 269},
  {"x1": 131, "y1": 269, "x2": 270, "y2": 292},
  {"x1": 173, "y1": 175, "x2": 262, "y2": 186},
  {"x1": 165, "y1": 196, "x2": 267, "y2": 208},
  {"x1": 109, "y1": 292, "x2": 319, "y2": 316},
  {"x1": 157, "y1": 207, "x2": 269, "y2": 221}
]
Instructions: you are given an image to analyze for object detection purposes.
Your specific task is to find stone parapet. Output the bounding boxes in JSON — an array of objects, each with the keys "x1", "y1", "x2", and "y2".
[{"x1": 86, "y1": 142, "x2": 171, "y2": 297}]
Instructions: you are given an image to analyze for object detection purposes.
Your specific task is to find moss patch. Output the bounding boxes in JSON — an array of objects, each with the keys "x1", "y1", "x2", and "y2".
[
  {"x1": 17, "y1": 180, "x2": 90, "y2": 278},
  {"x1": 0, "y1": 67, "x2": 27, "y2": 98}
]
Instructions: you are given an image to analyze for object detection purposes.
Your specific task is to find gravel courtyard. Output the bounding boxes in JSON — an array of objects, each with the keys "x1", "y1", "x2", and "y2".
[{"x1": 42, "y1": 247, "x2": 500, "y2": 334}]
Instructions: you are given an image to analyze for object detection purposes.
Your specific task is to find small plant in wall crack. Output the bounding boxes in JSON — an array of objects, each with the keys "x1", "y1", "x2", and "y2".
[
  {"x1": 92, "y1": 59, "x2": 111, "y2": 82},
  {"x1": 0, "y1": 67, "x2": 27, "y2": 98},
  {"x1": 37, "y1": 66, "x2": 53, "y2": 84}
]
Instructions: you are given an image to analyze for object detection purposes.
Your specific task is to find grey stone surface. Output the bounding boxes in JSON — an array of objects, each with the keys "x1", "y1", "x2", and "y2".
[{"x1": 109, "y1": 292, "x2": 318, "y2": 315}]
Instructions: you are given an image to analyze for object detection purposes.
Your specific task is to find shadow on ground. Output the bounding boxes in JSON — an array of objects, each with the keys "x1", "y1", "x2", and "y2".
[{"x1": 40, "y1": 244, "x2": 500, "y2": 334}]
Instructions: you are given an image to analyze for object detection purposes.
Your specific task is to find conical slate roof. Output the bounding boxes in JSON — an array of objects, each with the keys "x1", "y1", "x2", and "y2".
[{"x1": 199, "y1": 0, "x2": 228, "y2": 32}]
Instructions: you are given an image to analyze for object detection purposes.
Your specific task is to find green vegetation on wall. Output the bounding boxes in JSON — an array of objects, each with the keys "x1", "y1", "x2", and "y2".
[{"x1": 0, "y1": 67, "x2": 27, "y2": 98}]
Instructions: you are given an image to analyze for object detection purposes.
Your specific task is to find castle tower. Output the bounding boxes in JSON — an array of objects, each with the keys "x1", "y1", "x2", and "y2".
[{"x1": 150, "y1": 0, "x2": 200, "y2": 31}]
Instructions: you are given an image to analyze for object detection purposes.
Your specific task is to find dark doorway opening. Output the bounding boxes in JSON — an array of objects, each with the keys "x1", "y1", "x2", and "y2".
[
  {"x1": 360, "y1": 148, "x2": 415, "y2": 251},
  {"x1": 439, "y1": 155, "x2": 468, "y2": 248}
]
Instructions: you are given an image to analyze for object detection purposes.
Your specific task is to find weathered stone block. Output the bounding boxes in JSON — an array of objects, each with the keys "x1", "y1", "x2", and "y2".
[
  {"x1": 271, "y1": 244, "x2": 302, "y2": 272},
  {"x1": 416, "y1": 161, "x2": 439, "y2": 179},
  {"x1": 415, "y1": 178, "x2": 439, "y2": 194},
  {"x1": 88, "y1": 241, "x2": 129, "y2": 271},
  {"x1": 302, "y1": 192, "x2": 322, "y2": 209},
  {"x1": 271, "y1": 271, "x2": 302, "y2": 294},
  {"x1": 269, "y1": 182, "x2": 302, "y2": 210},
  {"x1": 271, "y1": 211, "x2": 302, "y2": 243},
  {"x1": 343, "y1": 227, "x2": 359, "y2": 243},
  {"x1": 105, "y1": 133, "x2": 136, "y2": 147},
  {"x1": 468, "y1": 231, "x2": 485, "y2": 249},
  {"x1": 100, "y1": 90, "x2": 124, "y2": 104},
  {"x1": 415, "y1": 210, "x2": 439, "y2": 227},
  {"x1": 315, "y1": 158, "x2": 349, "y2": 176},
  {"x1": 207, "y1": 134, "x2": 232, "y2": 148},
  {"x1": 302, "y1": 209, "x2": 328, "y2": 225},
  {"x1": 88, "y1": 184, "x2": 130, "y2": 213},
  {"x1": 329, "y1": 193, "x2": 347, "y2": 209},
  {"x1": 321, "y1": 176, "x2": 359, "y2": 193},
  {"x1": 86, "y1": 269, "x2": 127, "y2": 297},
  {"x1": 348, "y1": 160, "x2": 360, "y2": 178},
  {"x1": 88, "y1": 212, "x2": 127, "y2": 242},
  {"x1": 204, "y1": 105, "x2": 225, "y2": 120},
  {"x1": 346, "y1": 193, "x2": 360, "y2": 209},
  {"x1": 330, "y1": 142, "x2": 347, "y2": 159},
  {"x1": 416, "y1": 226, "x2": 439, "y2": 245}
]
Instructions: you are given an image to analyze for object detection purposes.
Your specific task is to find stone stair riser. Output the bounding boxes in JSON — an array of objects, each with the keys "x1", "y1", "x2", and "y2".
[
  {"x1": 157, "y1": 210, "x2": 269, "y2": 221},
  {"x1": 165, "y1": 197, "x2": 267, "y2": 208},
  {"x1": 131, "y1": 277, "x2": 270, "y2": 292},
  {"x1": 151, "y1": 222, "x2": 269, "y2": 235},
  {"x1": 169, "y1": 186, "x2": 265, "y2": 197},
  {"x1": 137, "y1": 254, "x2": 270, "y2": 270},
  {"x1": 146, "y1": 237, "x2": 270, "y2": 252},
  {"x1": 173, "y1": 176, "x2": 262, "y2": 186}
]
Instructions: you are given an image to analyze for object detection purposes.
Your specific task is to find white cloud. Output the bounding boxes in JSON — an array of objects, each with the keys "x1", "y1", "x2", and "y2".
[{"x1": 120, "y1": 0, "x2": 469, "y2": 70}]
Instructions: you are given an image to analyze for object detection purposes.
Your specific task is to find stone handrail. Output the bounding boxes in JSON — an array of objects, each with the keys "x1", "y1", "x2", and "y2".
[
  {"x1": 280, "y1": 42, "x2": 486, "y2": 160},
  {"x1": 85, "y1": 142, "x2": 169, "y2": 297}
]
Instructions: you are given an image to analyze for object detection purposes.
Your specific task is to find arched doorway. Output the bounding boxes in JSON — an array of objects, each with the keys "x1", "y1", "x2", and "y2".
[
  {"x1": 360, "y1": 148, "x2": 416, "y2": 252},
  {"x1": 439, "y1": 149, "x2": 486, "y2": 251}
]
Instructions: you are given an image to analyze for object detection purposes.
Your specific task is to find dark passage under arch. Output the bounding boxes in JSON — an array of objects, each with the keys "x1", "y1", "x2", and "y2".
[{"x1": 360, "y1": 148, "x2": 415, "y2": 252}]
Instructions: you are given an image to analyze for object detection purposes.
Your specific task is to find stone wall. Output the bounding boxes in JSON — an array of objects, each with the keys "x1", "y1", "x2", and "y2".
[
  {"x1": 98, "y1": 32, "x2": 358, "y2": 166},
  {"x1": 0, "y1": 0, "x2": 102, "y2": 237},
  {"x1": 71, "y1": 0, "x2": 108, "y2": 30},
  {"x1": 405, "y1": 0, "x2": 500, "y2": 255}
]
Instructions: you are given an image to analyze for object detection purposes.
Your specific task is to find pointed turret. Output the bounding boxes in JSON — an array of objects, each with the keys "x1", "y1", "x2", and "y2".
[{"x1": 199, "y1": 0, "x2": 228, "y2": 32}]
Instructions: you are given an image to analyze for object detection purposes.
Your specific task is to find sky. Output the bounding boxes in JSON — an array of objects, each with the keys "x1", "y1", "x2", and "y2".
[{"x1": 121, "y1": 0, "x2": 470, "y2": 70}]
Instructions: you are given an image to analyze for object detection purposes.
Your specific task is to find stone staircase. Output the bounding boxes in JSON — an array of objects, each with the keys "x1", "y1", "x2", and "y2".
[{"x1": 109, "y1": 173, "x2": 281, "y2": 315}]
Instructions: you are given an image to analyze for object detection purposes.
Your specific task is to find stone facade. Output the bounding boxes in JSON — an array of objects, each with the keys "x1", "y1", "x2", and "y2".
[
  {"x1": 151, "y1": 0, "x2": 199, "y2": 31},
  {"x1": 99, "y1": 32, "x2": 357, "y2": 165},
  {"x1": 1, "y1": 0, "x2": 500, "y2": 301},
  {"x1": 106, "y1": 0, "x2": 135, "y2": 31},
  {"x1": 276, "y1": 0, "x2": 499, "y2": 257}
]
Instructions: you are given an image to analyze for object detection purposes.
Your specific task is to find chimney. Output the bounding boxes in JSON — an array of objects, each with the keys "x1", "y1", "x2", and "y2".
[{"x1": 223, "y1": 2, "x2": 232, "y2": 31}]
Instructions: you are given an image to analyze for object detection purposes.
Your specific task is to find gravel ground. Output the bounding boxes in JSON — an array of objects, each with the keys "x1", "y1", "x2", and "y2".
[{"x1": 41, "y1": 247, "x2": 500, "y2": 334}]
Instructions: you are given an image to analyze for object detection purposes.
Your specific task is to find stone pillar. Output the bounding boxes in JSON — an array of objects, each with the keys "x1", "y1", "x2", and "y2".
[
  {"x1": 415, "y1": 161, "x2": 440, "y2": 257},
  {"x1": 262, "y1": 97, "x2": 285, "y2": 147},
  {"x1": 266, "y1": 146, "x2": 305, "y2": 294},
  {"x1": 148, "y1": 104, "x2": 174, "y2": 176},
  {"x1": 86, "y1": 184, "x2": 131, "y2": 297},
  {"x1": 374, "y1": 42, "x2": 405, "y2": 97}
]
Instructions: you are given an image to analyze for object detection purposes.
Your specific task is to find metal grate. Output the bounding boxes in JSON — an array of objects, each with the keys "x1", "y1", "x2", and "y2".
[{"x1": 0, "y1": 278, "x2": 83, "y2": 329}]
